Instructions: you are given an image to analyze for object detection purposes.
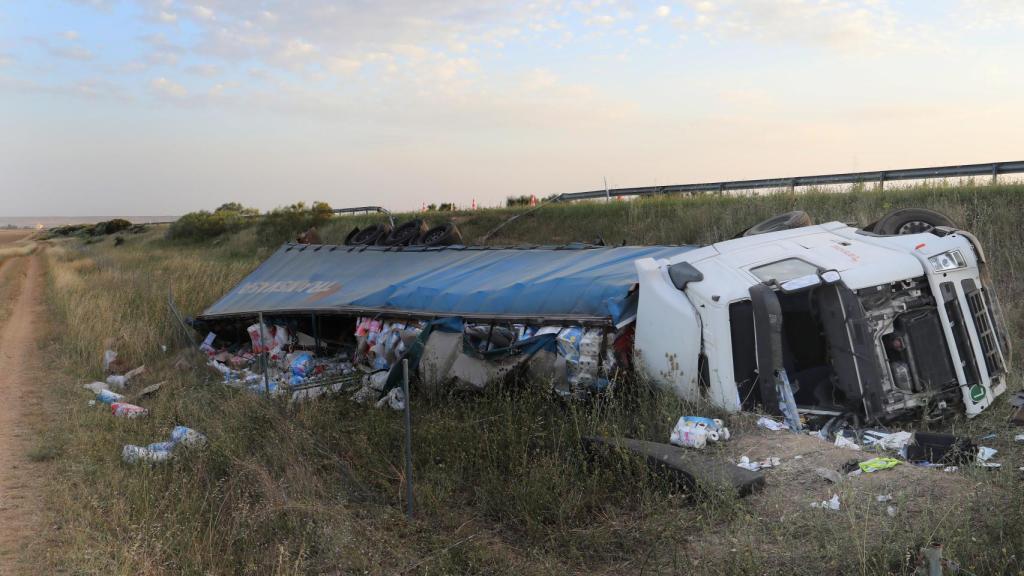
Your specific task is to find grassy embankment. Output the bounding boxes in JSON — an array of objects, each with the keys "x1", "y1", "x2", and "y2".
[{"x1": 36, "y1": 182, "x2": 1024, "y2": 574}]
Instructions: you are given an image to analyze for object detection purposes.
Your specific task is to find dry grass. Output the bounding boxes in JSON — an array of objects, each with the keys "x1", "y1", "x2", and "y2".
[
  {"x1": 0, "y1": 240, "x2": 37, "y2": 261},
  {"x1": 34, "y1": 182, "x2": 1024, "y2": 575},
  {"x1": 0, "y1": 229, "x2": 33, "y2": 246}
]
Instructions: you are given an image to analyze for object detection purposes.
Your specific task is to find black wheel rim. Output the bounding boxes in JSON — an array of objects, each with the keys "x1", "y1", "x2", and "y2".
[{"x1": 896, "y1": 220, "x2": 933, "y2": 234}]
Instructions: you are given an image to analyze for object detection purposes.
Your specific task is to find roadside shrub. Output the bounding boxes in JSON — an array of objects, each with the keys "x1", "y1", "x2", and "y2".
[
  {"x1": 506, "y1": 194, "x2": 533, "y2": 207},
  {"x1": 255, "y1": 201, "x2": 334, "y2": 246},
  {"x1": 45, "y1": 224, "x2": 90, "y2": 238},
  {"x1": 167, "y1": 203, "x2": 258, "y2": 242},
  {"x1": 90, "y1": 218, "x2": 132, "y2": 235}
]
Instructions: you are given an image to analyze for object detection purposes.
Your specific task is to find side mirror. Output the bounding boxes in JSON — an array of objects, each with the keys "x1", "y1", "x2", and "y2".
[{"x1": 667, "y1": 262, "x2": 704, "y2": 290}]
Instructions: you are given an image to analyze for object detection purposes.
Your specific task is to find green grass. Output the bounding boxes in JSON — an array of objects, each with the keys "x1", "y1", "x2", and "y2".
[{"x1": 35, "y1": 181, "x2": 1024, "y2": 574}]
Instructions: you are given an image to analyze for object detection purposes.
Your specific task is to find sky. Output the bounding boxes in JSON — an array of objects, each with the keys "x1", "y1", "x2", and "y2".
[{"x1": 1, "y1": 0, "x2": 1023, "y2": 217}]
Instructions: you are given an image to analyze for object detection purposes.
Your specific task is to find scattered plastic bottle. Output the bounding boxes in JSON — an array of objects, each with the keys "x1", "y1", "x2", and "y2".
[
  {"x1": 122, "y1": 444, "x2": 173, "y2": 464},
  {"x1": 96, "y1": 389, "x2": 125, "y2": 404},
  {"x1": 170, "y1": 426, "x2": 207, "y2": 448},
  {"x1": 111, "y1": 402, "x2": 149, "y2": 418}
]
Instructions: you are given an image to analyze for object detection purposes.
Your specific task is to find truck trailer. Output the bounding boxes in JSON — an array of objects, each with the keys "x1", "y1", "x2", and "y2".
[{"x1": 198, "y1": 209, "x2": 1010, "y2": 422}]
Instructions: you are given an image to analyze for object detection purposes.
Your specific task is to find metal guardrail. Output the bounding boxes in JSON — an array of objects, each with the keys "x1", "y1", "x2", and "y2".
[
  {"x1": 331, "y1": 206, "x2": 391, "y2": 215},
  {"x1": 558, "y1": 161, "x2": 1024, "y2": 201},
  {"x1": 331, "y1": 205, "x2": 394, "y2": 226}
]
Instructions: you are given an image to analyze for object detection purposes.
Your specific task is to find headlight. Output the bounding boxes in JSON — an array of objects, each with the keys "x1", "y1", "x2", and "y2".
[{"x1": 928, "y1": 249, "x2": 966, "y2": 272}]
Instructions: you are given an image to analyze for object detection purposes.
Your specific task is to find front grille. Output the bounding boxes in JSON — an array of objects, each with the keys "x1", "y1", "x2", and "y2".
[
  {"x1": 941, "y1": 282, "x2": 980, "y2": 386},
  {"x1": 965, "y1": 287, "x2": 1003, "y2": 376}
]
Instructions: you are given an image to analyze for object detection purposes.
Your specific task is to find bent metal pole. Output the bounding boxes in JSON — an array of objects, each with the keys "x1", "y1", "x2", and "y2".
[
  {"x1": 402, "y1": 358, "x2": 414, "y2": 519},
  {"x1": 259, "y1": 311, "x2": 270, "y2": 395}
]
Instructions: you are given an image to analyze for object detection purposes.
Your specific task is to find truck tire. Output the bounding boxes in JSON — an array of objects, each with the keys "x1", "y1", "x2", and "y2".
[
  {"x1": 349, "y1": 224, "x2": 391, "y2": 245},
  {"x1": 872, "y1": 208, "x2": 955, "y2": 235},
  {"x1": 384, "y1": 219, "x2": 429, "y2": 246},
  {"x1": 741, "y1": 211, "x2": 813, "y2": 237},
  {"x1": 343, "y1": 227, "x2": 361, "y2": 246},
  {"x1": 421, "y1": 222, "x2": 463, "y2": 246}
]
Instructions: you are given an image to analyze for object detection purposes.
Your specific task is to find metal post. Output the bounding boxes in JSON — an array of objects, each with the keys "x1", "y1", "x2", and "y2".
[
  {"x1": 402, "y1": 358, "x2": 415, "y2": 519},
  {"x1": 311, "y1": 312, "x2": 321, "y2": 356},
  {"x1": 259, "y1": 312, "x2": 270, "y2": 395}
]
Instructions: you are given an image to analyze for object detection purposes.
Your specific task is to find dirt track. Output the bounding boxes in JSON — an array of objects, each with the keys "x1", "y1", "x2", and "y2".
[{"x1": 0, "y1": 254, "x2": 48, "y2": 572}]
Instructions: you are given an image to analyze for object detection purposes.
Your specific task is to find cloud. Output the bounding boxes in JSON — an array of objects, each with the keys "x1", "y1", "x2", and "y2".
[
  {"x1": 50, "y1": 44, "x2": 95, "y2": 61},
  {"x1": 137, "y1": 32, "x2": 183, "y2": 68},
  {"x1": 151, "y1": 76, "x2": 188, "y2": 98},
  {"x1": 186, "y1": 63, "x2": 221, "y2": 77},
  {"x1": 159, "y1": 10, "x2": 177, "y2": 23},
  {"x1": 957, "y1": 0, "x2": 1024, "y2": 29},
  {"x1": 586, "y1": 14, "x2": 616, "y2": 26},
  {"x1": 680, "y1": 0, "x2": 916, "y2": 56},
  {"x1": 656, "y1": 5, "x2": 672, "y2": 18},
  {"x1": 193, "y1": 5, "x2": 215, "y2": 21},
  {"x1": 521, "y1": 68, "x2": 558, "y2": 91},
  {"x1": 279, "y1": 38, "x2": 316, "y2": 60},
  {"x1": 63, "y1": 30, "x2": 80, "y2": 40},
  {"x1": 326, "y1": 57, "x2": 361, "y2": 75}
]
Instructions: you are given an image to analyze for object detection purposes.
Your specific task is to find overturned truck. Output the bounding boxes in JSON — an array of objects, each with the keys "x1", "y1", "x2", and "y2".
[{"x1": 197, "y1": 209, "x2": 1010, "y2": 422}]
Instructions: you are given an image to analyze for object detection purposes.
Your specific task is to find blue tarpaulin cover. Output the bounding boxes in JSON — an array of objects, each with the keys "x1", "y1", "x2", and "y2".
[{"x1": 199, "y1": 243, "x2": 695, "y2": 324}]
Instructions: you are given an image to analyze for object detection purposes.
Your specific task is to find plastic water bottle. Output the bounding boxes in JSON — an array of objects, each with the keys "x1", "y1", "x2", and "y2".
[
  {"x1": 170, "y1": 426, "x2": 207, "y2": 448},
  {"x1": 96, "y1": 389, "x2": 125, "y2": 404},
  {"x1": 122, "y1": 444, "x2": 172, "y2": 464}
]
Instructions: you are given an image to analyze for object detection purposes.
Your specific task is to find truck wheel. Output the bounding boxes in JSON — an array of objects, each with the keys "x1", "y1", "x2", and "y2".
[
  {"x1": 741, "y1": 211, "x2": 813, "y2": 237},
  {"x1": 872, "y1": 208, "x2": 955, "y2": 235},
  {"x1": 384, "y1": 219, "x2": 429, "y2": 246},
  {"x1": 343, "y1": 227, "x2": 361, "y2": 245},
  {"x1": 422, "y1": 222, "x2": 463, "y2": 246},
  {"x1": 350, "y1": 224, "x2": 391, "y2": 245}
]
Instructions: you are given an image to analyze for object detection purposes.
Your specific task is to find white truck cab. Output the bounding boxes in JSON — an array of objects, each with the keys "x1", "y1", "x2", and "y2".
[{"x1": 635, "y1": 220, "x2": 1010, "y2": 421}]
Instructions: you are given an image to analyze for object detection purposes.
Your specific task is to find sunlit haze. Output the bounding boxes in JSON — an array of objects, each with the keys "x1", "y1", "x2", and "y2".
[{"x1": 2, "y1": 0, "x2": 1022, "y2": 216}]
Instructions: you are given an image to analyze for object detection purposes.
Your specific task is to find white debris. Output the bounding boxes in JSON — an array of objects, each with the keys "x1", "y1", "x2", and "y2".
[
  {"x1": 757, "y1": 417, "x2": 788, "y2": 431},
  {"x1": 374, "y1": 387, "x2": 405, "y2": 411},
  {"x1": 862, "y1": 430, "x2": 913, "y2": 451},
  {"x1": 1014, "y1": 434, "x2": 1024, "y2": 443},
  {"x1": 103, "y1": 349, "x2": 118, "y2": 372},
  {"x1": 834, "y1": 435, "x2": 862, "y2": 451},
  {"x1": 737, "y1": 456, "x2": 757, "y2": 471},
  {"x1": 82, "y1": 381, "x2": 107, "y2": 394},
  {"x1": 886, "y1": 505, "x2": 897, "y2": 517},
  {"x1": 738, "y1": 456, "x2": 780, "y2": 471},
  {"x1": 876, "y1": 494, "x2": 893, "y2": 502},
  {"x1": 943, "y1": 466, "x2": 959, "y2": 473},
  {"x1": 976, "y1": 446, "x2": 1002, "y2": 468},
  {"x1": 811, "y1": 494, "x2": 840, "y2": 511}
]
